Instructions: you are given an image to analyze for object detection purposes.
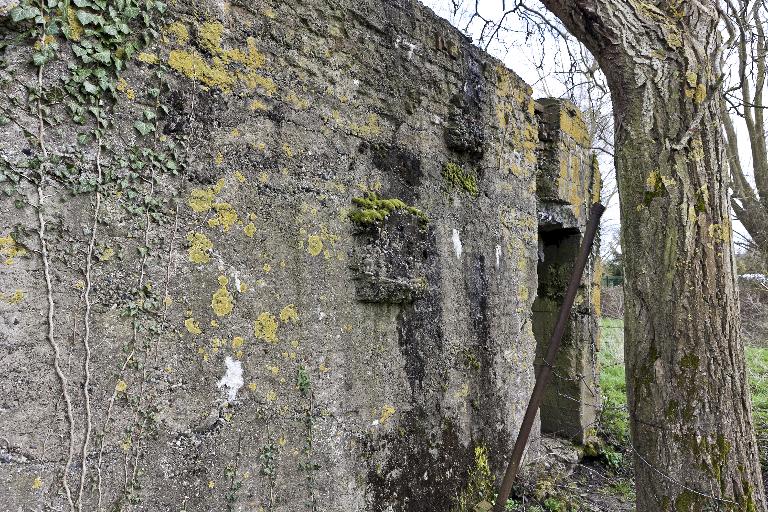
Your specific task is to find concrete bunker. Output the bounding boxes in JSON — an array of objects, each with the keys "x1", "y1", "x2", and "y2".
[
  {"x1": 0, "y1": 1, "x2": 603, "y2": 509},
  {"x1": 533, "y1": 99, "x2": 603, "y2": 445}
]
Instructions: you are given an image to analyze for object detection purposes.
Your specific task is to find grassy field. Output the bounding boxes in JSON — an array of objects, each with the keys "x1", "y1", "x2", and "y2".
[{"x1": 598, "y1": 318, "x2": 768, "y2": 463}]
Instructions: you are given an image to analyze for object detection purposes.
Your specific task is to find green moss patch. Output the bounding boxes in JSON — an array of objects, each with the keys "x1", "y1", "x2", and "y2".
[
  {"x1": 442, "y1": 161, "x2": 479, "y2": 196},
  {"x1": 348, "y1": 193, "x2": 427, "y2": 225}
]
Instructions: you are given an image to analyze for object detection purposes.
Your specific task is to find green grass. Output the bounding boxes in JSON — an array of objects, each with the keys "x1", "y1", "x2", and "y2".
[
  {"x1": 598, "y1": 318, "x2": 768, "y2": 464},
  {"x1": 598, "y1": 318, "x2": 629, "y2": 445}
]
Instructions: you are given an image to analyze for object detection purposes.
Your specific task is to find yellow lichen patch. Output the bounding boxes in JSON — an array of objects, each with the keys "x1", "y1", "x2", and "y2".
[
  {"x1": 228, "y1": 37, "x2": 267, "y2": 68},
  {"x1": 266, "y1": 390, "x2": 277, "y2": 402},
  {"x1": 279, "y1": 304, "x2": 298, "y2": 323},
  {"x1": 189, "y1": 187, "x2": 216, "y2": 212},
  {"x1": 282, "y1": 143, "x2": 294, "y2": 158},
  {"x1": 215, "y1": 152, "x2": 224, "y2": 166},
  {"x1": 348, "y1": 113, "x2": 382, "y2": 138},
  {"x1": 1, "y1": 235, "x2": 27, "y2": 265},
  {"x1": 199, "y1": 21, "x2": 224, "y2": 54},
  {"x1": 31, "y1": 476, "x2": 43, "y2": 490},
  {"x1": 685, "y1": 71, "x2": 698, "y2": 88},
  {"x1": 248, "y1": 382, "x2": 258, "y2": 391},
  {"x1": 254, "y1": 312, "x2": 278, "y2": 342},
  {"x1": 262, "y1": 263, "x2": 271, "y2": 273},
  {"x1": 694, "y1": 83, "x2": 707, "y2": 103},
  {"x1": 263, "y1": 7, "x2": 276, "y2": 18},
  {"x1": 284, "y1": 90, "x2": 309, "y2": 109},
  {"x1": 646, "y1": 169, "x2": 661, "y2": 190},
  {"x1": 187, "y1": 232, "x2": 213, "y2": 264},
  {"x1": 250, "y1": 99, "x2": 268, "y2": 111},
  {"x1": 165, "y1": 22, "x2": 271, "y2": 94},
  {"x1": 380, "y1": 405, "x2": 396, "y2": 423},
  {"x1": 454, "y1": 383, "x2": 469, "y2": 399},
  {"x1": 267, "y1": 365, "x2": 280, "y2": 376},
  {"x1": 165, "y1": 21, "x2": 190, "y2": 44},
  {"x1": 98, "y1": 247, "x2": 115, "y2": 262},
  {"x1": 137, "y1": 52, "x2": 159, "y2": 64},
  {"x1": 211, "y1": 276, "x2": 234, "y2": 317},
  {"x1": 207, "y1": 202, "x2": 239, "y2": 231},
  {"x1": 559, "y1": 107, "x2": 590, "y2": 147},
  {"x1": 168, "y1": 50, "x2": 237, "y2": 90},
  {"x1": 690, "y1": 137, "x2": 705, "y2": 161},
  {"x1": 708, "y1": 223, "x2": 730, "y2": 243},
  {"x1": 115, "y1": 379, "x2": 128, "y2": 393},
  {"x1": 1, "y1": 290, "x2": 25, "y2": 304},
  {"x1": 185, "y1": 317, "x2": 202, "y2": 335},
  {"x1": 307, "y1": 234, "x2": 323, "y2": 257},
  {"x1": 243, "y1": 222, "x2": 257, "y2": 238},
  {"x1": 210, "y1": 337, "x2": 224, "y2": 353},
  {"x1": 66, "y1": 6, "x2": 83, "y2": 41},
  {"x1": 232, "y1": 336, "x2": 245, "y2": 350},
  {"x1": 115, "y1": 79, "x2": 135, "y2": 100},
  {"x1": 242, "y1": 73, "x2": 277, "y2": 95},
  {"x1": 234, "y1": 171, "x2": 246, "y2": 183}
]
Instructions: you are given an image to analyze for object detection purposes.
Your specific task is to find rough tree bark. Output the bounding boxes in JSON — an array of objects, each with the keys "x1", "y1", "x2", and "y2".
[{"x1": 539, "y1": 1, "x2": 766, "y2": 510}]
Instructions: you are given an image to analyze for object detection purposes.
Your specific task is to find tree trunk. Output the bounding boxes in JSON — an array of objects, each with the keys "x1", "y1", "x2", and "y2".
[{"x1": 540, "y1": 1, "x2": 767, "y2": 510}]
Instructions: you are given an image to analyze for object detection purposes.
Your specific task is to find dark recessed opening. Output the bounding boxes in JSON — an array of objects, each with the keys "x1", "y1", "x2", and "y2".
[{"x1": 533, "y1": 226, "x2": 583, "y2": 440}]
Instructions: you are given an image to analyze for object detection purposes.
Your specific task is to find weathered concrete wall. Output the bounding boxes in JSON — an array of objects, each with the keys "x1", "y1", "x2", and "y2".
[
  {"x1": 0, "y1": 0, "x2": 565, "y2": 510},
  {"x1": 534, "y1": 99, "x2": 602, "y2": 444}
]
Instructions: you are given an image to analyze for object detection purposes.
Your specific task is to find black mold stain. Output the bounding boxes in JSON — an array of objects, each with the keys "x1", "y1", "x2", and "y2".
[
  {"x1": 466, "y1": 254, "x2": 491, "y2": 350},
  {"x1": 366, "y1": 410, "x2": 475, "y2": 512},
  {"x1": 464, "y1": 253, "x2": 512, "y2": 476},
  {"x1": 444, "y1": 50, "x2": 488, "y2": 159},
  {"x1": 370, "y1": 143, "x2": 423, "y2": 203}
]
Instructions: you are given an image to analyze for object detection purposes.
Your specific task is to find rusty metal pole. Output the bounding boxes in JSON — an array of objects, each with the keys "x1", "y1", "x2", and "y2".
[{"x1": 493, "y1": 203, "x2": 605, "y2": 511}]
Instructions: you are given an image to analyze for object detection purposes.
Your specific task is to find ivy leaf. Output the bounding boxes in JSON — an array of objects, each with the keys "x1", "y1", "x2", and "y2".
[
  {"x1": 133, "y1": 121, "x2": 155, "y2": 136},
  {"x1": 32, "y1": 52, "x2": 49, "y2": 66},
  {"x1": 92, "y1": 50, "x2": 111, "y2": 63},
  {"x1": 83, "y1": 80, "x2": 98, "y2": 94},
  {"x1": 76, "y1": 10, "x2": 105, "y2": 26},
  {"x1": 10, "y1": 6, "x2": 42, "y2": 22},
  {"x1": 71, "y1": 44, "x2": 89, "y2": 59}
]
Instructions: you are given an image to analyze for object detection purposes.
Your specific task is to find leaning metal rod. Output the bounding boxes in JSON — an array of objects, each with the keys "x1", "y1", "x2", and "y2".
[{"x1": 494, "y1": 202, "x2": 605, "y2": 511}]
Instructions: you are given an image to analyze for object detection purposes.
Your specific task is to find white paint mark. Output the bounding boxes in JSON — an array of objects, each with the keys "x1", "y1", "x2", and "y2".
[
  {"x1": 495, "y1": 245, "x2": 502, "y2": 268},
  {"x1": 217, "y1": 356, "x2": 243, "y2": 401},
  {"x1": 452, "y1": 229, "x2": 463, "y2": 259},
  {"x1": 395, "y1": 36, "x2": 418, "y2": 59}
]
